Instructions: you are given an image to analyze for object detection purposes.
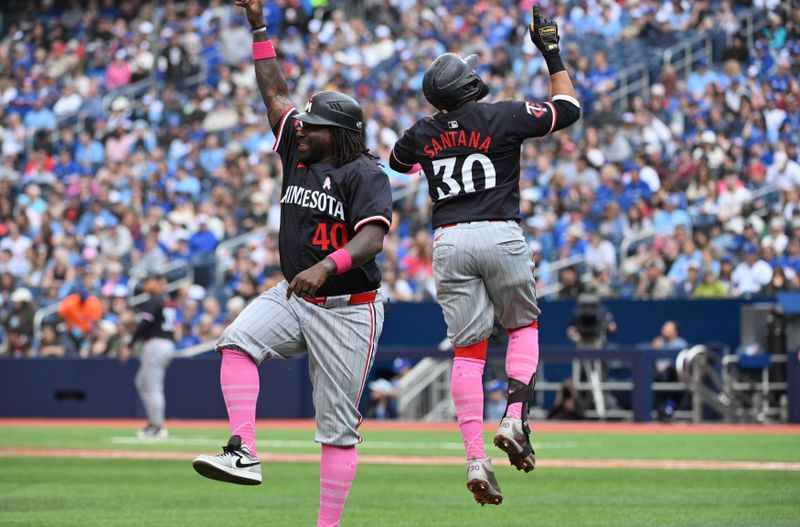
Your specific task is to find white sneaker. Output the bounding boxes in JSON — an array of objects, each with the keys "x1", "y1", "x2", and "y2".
[
  {"x1": 466, "y1": 456, "x2": 503, "y2": 506},
  {"x1": 192, "y1": 435, "x2": 262, "y2": 485},
  {"x1": 137, "y1": 425, "x2": 168, "y2": 440}
]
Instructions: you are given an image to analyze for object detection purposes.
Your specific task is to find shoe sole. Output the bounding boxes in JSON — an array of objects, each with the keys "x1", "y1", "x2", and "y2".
[
  {"x1": 466, "y1": 479, "x2": 503, "y2": 506},
  {"x1": 493, "y1": 434, "x2": 536, "y2": 473},
  {"x1": 192, "y1": 458, "x2": 262, "y2": 486}
]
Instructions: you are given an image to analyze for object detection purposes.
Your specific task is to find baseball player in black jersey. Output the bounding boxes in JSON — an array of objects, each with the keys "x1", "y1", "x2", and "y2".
[
  {"x1": 390, "y1": 7, "x2": 581, "y2": 505},
  {"x1": 193, "y1": 2, "x2": 392, "y2": 526},
  {"x1": 123, "y1": 272, "x2": 177, "y2": 440}
]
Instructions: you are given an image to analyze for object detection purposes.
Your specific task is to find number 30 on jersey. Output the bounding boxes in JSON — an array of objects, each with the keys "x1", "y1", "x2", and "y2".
[{"x1": 432, "y1": 153, "x2": 496, "y2": 200}]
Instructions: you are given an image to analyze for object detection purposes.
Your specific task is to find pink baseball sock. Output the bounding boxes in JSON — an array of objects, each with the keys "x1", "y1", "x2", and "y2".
[
  {"x1": 452, "y1": 340, "x2": 488, "y2": 460},
  {"x1": 505, "y1": 322, "x2": 540, "y2": 420},
  {"x1": 318, "y1": 444, "x2": 358, "y2": 527},
  {"x1": 220, "y1": 348, "x2": 260, "y2": 456}
]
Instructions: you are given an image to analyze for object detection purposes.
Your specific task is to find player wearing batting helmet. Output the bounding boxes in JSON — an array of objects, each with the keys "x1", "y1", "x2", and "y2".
[
  {"x1": 389, "y1": 7, "x2": 581, "y2": 505},
  {"x1": 193, "y1": 2, "x2": 392, "y2": 526}
]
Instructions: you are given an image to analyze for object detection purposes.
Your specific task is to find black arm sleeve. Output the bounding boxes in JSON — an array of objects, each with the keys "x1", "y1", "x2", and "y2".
[{"x1": 551, "y1": 96, "x2": 581, "y2": 132}]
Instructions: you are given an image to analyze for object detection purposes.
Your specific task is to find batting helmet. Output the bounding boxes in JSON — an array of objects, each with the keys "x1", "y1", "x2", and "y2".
[
  {"x1": 422, "y1": 53, "x2": 489, "y2": 112},
  {"x1": 294, "y1": 91, "x2": 364, "y2": 133}
]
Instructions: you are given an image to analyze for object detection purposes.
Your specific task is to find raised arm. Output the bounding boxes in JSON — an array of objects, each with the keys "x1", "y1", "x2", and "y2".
[
  {"x1": 236, "y1": 0, "x2": 294, "y2": 128},
  {"x1": 529, "y1": 6, "x2": 580, "y2": 128}
]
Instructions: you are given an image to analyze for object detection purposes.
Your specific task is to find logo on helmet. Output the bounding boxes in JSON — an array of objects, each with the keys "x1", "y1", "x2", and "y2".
[{"x1": 305, "y1": 100, "x2": 313, "y2": 112}]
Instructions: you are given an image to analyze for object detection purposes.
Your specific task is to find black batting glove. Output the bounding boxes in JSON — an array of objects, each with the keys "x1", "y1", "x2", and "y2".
[
  {"x1": 529, "y1": 5, "x2": 560, "y2": 56},
  {"x1": 528, "y1": 5, "x2": 565, "y2": 74}
]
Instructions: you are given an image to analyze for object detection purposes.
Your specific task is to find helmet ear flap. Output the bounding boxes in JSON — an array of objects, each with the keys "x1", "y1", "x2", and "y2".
[{"x1": 475, "y1": 78, "x2": 489, "y2": 101}]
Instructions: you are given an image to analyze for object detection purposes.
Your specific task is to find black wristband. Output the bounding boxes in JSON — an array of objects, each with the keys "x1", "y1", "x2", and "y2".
[{"x1": 543, "y1": 53, "x2": 565, "y2": 75}]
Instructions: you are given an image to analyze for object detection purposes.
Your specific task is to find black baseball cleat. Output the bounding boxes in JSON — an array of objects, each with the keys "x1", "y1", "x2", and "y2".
[{"x1": 192, "y1": 435, "x2": 262, "y2": 485}]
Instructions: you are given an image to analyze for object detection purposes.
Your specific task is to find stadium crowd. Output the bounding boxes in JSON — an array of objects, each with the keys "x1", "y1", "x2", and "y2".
[{"x1": 0, "y1": 0, "x2": 797, "y2": 358}]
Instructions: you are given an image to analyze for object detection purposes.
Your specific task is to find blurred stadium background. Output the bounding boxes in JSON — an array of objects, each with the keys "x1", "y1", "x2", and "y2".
[{"x1": 0, "y1": 0, "x2": 799, "y2": 526}]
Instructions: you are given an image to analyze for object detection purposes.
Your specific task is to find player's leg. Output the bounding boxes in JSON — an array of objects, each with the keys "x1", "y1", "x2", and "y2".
[
  {"x1": 433, "y1": 225, "x2": 502, "y2": 505},
  {"x1": 300, "y1": 298, "x2": 383, "y2": 527},
  {"x1": 478, "y1": 221, "x2": 540, "y2": 472},
  {"x1": 134, "y1": 338, "x2": 174, "y2": 439},
  {"x1": 193, "y1": 281, "x2": 305, "y2": 485}
]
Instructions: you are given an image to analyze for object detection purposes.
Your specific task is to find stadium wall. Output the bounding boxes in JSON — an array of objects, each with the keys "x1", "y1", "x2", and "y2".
[{"x1": 2, "y1": 298, "x2": 793, "y2": 421}]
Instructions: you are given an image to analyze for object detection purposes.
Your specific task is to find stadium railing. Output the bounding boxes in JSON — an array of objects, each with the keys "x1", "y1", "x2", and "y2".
[
  {"x1": 609, "y1": 62, "x2": 650, "y2": 108},
  {"x1": 31, "y1": 260, "x2": 193, "y2": 350},
  {"x1": 212, "y1": 227, "x2": 271, "y2": 287}
]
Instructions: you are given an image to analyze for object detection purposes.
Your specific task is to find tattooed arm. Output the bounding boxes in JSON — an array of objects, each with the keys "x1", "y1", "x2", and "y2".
[{"x1": 235, "y1": 0, "x2": 293, "y2": 128}]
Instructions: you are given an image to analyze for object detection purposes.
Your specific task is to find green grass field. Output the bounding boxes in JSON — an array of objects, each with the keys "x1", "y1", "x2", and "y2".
[{"x1": 1, "y1": 423, "x2": 799, "y2": 527}]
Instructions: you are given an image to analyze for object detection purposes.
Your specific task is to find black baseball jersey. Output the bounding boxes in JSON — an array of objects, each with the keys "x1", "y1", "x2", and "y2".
[
  {"x1": 391, "y1": 97, "x2": 579, "y2": 228},
  {"x1": 131, "y1": 294, "x2": 176, "y2": 343},
  {"x1": 272, "y1": 107, "x2": 392, "y2": 296}
]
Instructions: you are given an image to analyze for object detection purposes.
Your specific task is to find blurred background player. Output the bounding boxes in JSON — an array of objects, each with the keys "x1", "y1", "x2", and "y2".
[
  {"x1": 192, "y1": 2, "x2": 392, "y2": 527},
  {"x1": 389, "y1": 6, "x2": 580, "y2": 505},
  {"x1": 120, "y1": 272, "x2": 177, "y2": 440}
]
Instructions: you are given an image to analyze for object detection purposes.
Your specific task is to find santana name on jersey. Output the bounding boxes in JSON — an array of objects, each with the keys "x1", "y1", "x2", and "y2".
[
  {"x1": 423, "y1": 130, "x2": 492, "y2": 159},
  {"x1": 280, "y1": 184, "x2": 346, "y2": 222}
]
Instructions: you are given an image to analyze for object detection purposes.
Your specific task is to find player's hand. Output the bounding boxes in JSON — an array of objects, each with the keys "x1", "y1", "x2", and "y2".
[
  {"x1": 529, "y1": 5, "x2": 560, "y2": 55},
  {"x1": 235, "y1": 0, "x2": 265, "y2": 30},
  {"x1": 286, "y1": 259, "x2": 336, "y2": 300}
]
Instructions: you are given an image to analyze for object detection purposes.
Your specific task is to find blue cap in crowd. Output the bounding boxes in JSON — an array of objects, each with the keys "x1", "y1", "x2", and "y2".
[
  {"x1": 485, "y1": 380, "x2": 507, "y2": 393},
  {"x1": 392, "y1": 357, "x2": 413, "y2": 374}
]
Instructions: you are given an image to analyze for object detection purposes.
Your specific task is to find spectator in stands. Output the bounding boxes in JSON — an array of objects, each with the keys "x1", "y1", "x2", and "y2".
[
  {"x1": 636, "y1": 260, "x2": 673, "y2": 300},
  {"x1": 693, "y1": 268, "x2": 728, "y2": 299},
  {"x1": 188, "y1": 215, "x2": 219, "y2": 288},
  {"x1": 558, "y1": 266, "x2": 584, "y2": 300},
  {"x1": 731, "y1": 244, "x2": 773, "y2": 296},
  {"x1": 364, "y1": 378, "x2": 397, "y2": 420},
  {"x1": 0, "y1": 287, "x2": 35, "y2": 357},
  {"x1": 650, "y1": 320, "x2": 688, "y2": 420},
  {"x1": 762, "y1": 217, "x2": 789, "y2": 256},
  {"x1": 758, "y1": 266, "x2": 796, "y2": 296},
  {"x1": 674, "y1": 261, "x2": 701, "y2": 298},
  {"x1": 38, "y1": 322, "x2": 67, "y2": 358},
  {"x1": 686, "y1": 57, "x2": 718, "y2": 100},
  {"x1": 547, "y1": 380, "x2": 584, "y2": 420},
  {"x1": 57, "y1": 288, "x2": 104, "y2": 356},
  {"x1": 484, "y1": 379, "x2": 508, "y2": 422},
  {"x1": 584, "y1": 230, "x2": 616, "y2": 277}
]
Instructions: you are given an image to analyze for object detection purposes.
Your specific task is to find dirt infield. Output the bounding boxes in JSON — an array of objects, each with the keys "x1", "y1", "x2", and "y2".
[
  {"x1": 2, "y1": 418, "x2": 799, "y2": 435},
  {"x1": 1, "y1": 446, "x2": 799, "y2": 472}
]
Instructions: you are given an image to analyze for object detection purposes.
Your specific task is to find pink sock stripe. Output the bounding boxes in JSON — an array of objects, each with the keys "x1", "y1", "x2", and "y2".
[
  {"x1": 320, "y1": 488, "x2": 349, "y2": 500},
  {"x1": 252, "y1": 39, "x2": 276, "y2": 60},
  {"x1": 222, "y1": 390, "x2": 258, "y2": 401},
  {"x1": 221, "y1": 384, "x2": 260, "y2": 389},
  {"x1": 222, "y1": 393, "x2": 258, "y2": 401},
  {"x1": 226, "y1": 405, "x2": 257, "y2": 412},
  {"x1": 320, "y1": 478, "x2": 352, "y2": 487}
]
